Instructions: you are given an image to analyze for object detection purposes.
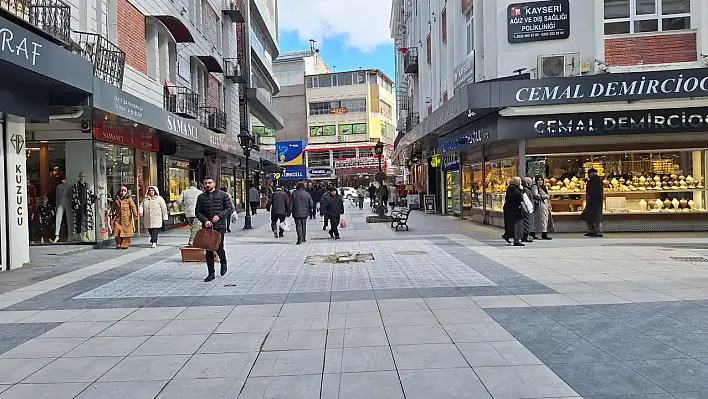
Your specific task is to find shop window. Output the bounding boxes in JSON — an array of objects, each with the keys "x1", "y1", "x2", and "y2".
[
  {"x1": 465, "y1": 8, "x2": 474, "y2": 55},
  {"x1": 530, "y1": 150, "x2": 707, "y2": 215},
  {"x1": 485, "y1": 158, "x2": 520, "y2": 212},
  {"x1": 333, "y1": 149, "x2": 357, "y2": 159},
  {"x1": 463, "y1": 164, "x2": 483, "y2": 210},
  {"x1": 307, "y1": 151, "x2": 331, "y2": 167},
  {"x1": 308, "y1": 99, "x2": 366, "y2": 115},
  {"x1": 604, "y1": 0, "x2": 690, "y2": 34},
  {"x1": 95, "y1": 142, "x2": 136, "y2": 241},
  {"x1": 165, "y1": 159, "x2": 193, "y2": 216}
]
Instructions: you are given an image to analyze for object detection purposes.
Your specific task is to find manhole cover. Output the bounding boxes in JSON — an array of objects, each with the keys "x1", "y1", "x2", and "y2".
[
  {"x1": 395, "y1": 250, "x2": 427, "y2": 255},
  {"x1": 305, "y1": 252, "x2": 374, "y2": 265},
  {"x1": 670, "y1": 256, "x2": 708, "y2": 263}
]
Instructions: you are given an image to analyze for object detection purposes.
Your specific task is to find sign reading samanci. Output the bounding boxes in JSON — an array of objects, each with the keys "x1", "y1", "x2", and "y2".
[
  {"x1": 507, "y1": 0, "x2": 570, "y2": 43},
  {"x1": 499, "y1": 108, "x2": 708, "y2": 139}
]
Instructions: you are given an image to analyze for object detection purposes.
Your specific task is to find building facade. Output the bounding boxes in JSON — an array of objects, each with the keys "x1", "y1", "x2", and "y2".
[
  {"x1": 392, "y1": 0, "x2": 708, "y2": 232},
  {"x1": 0, "y1": 0, "x2": 278, "y2": 269}
]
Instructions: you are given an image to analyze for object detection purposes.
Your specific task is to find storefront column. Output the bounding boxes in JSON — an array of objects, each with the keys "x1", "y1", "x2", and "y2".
[
  {"x1": 519, "y1": 140, "x2": 527, "y2": 178},
  {"x1": 1, "y1": 114, "x2": 30, "y2": 270}
]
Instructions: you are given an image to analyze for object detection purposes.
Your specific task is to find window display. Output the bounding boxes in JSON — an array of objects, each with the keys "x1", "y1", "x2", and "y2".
[
  {"x1": 96, "y1": 142, "x2": 136, "y2": 241},
  {"x1": 485, "y1": 158, "x2": 520, "y2": 212},
  {"x1": 446, "y1": 170, "x2": 461, "y2": 215},
  {"x1": 166, "y1": 159, "x2": 193, "y2": 216},
  {"x1": 537, "y1": 150, "x2": 707, "y2": 215},
  {"x1": 462, "y1": 164, "x2": 483, "y2": 210}
]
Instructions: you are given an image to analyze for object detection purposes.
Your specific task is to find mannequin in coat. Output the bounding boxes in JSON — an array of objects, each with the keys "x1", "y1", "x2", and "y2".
[{"x1": 71, "y1": 172, "x2": 95, "y2": 242}]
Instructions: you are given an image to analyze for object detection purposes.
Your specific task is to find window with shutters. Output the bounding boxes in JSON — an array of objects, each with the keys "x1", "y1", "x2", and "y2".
[
  {"x1": 441, "y1": 7, "x2": 447, "y2": 43},
  {"x1": 426, "y1": 34, "x2": 432, "y2": 64}
]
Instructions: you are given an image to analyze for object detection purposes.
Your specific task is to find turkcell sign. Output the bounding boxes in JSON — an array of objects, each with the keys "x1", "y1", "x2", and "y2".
[{"x1": 281, "y1": 166, "x2": 306, "y2": 180}]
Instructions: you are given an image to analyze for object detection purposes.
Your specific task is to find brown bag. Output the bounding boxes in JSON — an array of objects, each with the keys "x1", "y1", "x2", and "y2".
[{"x1": 193, "y1": 228, "x2": 222, "y2": 251}]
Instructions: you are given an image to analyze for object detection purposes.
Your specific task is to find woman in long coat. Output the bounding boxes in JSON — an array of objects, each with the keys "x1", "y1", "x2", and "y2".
[
  {"x1": 112, "y1": 186, "x2": 138, "y2": 249},
  {"x1": 521, "y1": 177, "x2": 534, "y2": 243},
  {"x1": 141, "y1": 186, "x2": 168, "y2": 248},
  {"x1": 502, "y1": 177, "x2": 525, "y2": 246},
  {"x1": 531, "y1": 175, "x2": 552, "y2": 240}
]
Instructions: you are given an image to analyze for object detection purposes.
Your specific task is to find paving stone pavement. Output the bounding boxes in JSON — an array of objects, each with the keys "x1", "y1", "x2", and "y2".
[{"x1": 2, "y1": 206, "x2": 708, "y2": 397}]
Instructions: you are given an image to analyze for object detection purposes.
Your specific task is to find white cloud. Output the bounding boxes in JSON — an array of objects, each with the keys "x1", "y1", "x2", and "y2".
[{"x1": 278, "y1": 0, "x2": 393, "y2": 53}]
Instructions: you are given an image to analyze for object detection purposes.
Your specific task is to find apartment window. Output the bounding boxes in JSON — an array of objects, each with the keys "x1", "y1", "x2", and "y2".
[
  {"x1": 441, "y1": 7, "x2": 447, "y2": 43},
  {"x1": 196, "y1": 0, "x2": 203, "y2": 31},
  {"x1": 380, "y1": 101, "x2": 393, "y2": 119},
  {"x1": 307, "y1": 151, "x2": 331, "y2": 167},
  {"x1": 604, "y1": 0, "x2": 690, "y2": 34},
  {"x1": 216, "y1": 21, "x2": 223, "y2": 54},
  {"x1": 465, "y1": 8, "x2": 474, "y2": 55},
  {"x1": 309, "y1": 99, "x2": 367, "y2": 115},
  {"x1": 426, "y1": 34, "x2": 432, "y2": 64}
]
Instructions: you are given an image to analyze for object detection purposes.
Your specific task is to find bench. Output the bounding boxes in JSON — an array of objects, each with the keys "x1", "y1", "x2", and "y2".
[{"x1": 390, "y1": 208, "x2": 412, "y2": 231}]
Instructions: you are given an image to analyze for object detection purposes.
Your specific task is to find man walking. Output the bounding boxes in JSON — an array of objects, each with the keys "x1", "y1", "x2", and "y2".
[
  {"x1": 266, "y1": 187, "x2": 290, "y2": 238},
  {"x1": 291, "y1": 183, "x2": 313, "y2": 244},
  {"x1": 248, "y1": 184, "x2": 260, "y2": 215},
  {"x1": 321, "y1": 187, "x2": 345, "y2": 239},
  {"x1": 195, "y1": 177, "x2": 233, "y2": 282},
  {"x1": 356, "y1": 185, "x2": 366, "y2": 210},
  {"x1": 321, "y1": 187, "x2": 332, "y2": 230},
  {"x1": 176, "y1": 181, "x2": 202, "y2": 246},
  {"x1": 368, "y1": 183, "x2": 377, "y2": 209},
  {"x1": 580, "y1": 168, "x2": 604, "y2": 237}
]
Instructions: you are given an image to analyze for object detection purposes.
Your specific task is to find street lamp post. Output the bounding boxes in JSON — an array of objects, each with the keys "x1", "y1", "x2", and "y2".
[
  {"x1": 374, "y1": 141, "x2": 385, "y2": 217},
  {"x1": 239, "y1": 129, "x2": 253, "y2": 230}
]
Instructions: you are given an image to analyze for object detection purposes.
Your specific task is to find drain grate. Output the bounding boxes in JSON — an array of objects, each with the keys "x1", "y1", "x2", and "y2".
[
  {"x1": 670, "y1": 256, "x2": 708, "y2": 263},
  {"x1": 305, "y1": 252, "x2": 374, "y2": 265},
  {"x1": 395, "y1": 250, "x2": 428, "y2": 255}
]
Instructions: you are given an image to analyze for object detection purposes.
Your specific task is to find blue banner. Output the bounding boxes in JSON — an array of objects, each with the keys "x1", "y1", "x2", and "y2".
[{"x1": 275, "y1": 141, "x2": 307, "y2": 166}]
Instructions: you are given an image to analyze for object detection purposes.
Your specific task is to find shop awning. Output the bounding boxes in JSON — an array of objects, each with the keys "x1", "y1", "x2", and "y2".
[
  {"x1": 194, "y1": 56, "x2": 223, "y2": 73},
  {"x1": 150, "y1": 16, "x2": 194, "y2": 43}
]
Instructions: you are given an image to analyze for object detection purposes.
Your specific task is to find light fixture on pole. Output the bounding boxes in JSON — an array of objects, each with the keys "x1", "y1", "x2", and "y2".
[
  {"x1": 374, "y1": 141, "x2": 386, "y2": 217},
  {"x1": 238, "y1": 129, "x2": 253, "y2": 230}
]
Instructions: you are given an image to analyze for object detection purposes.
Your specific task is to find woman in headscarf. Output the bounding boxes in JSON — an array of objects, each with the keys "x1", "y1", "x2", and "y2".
[
  {"x1": 521, "y1": 177, "x2": 535, "y2": 243},
  {"x1": 140, "y1": 186, "x2": 168, "y2": 248},
  {"x1": 111, "y1": 186, "x2": 138, "y2": 249},
  {"x1": 531, "y1": 175, "x2": 552, "y2": 240},
  {"x1": 502, "y1": 177, "x2": 525, "y2": 246}
]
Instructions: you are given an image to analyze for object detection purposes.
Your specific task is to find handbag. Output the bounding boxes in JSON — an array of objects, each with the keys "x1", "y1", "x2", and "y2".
[
  {"x1": 521, "y1": 192, "x2": 534, "y2": 214},
  {"x1": 193, "y1": 228, "x2": 222, "y2": 251}
]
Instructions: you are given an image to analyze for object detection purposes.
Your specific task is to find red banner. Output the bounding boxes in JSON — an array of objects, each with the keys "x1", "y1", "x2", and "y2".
[{"x1": 93, "y1": 122, "x2": 158, "y2": 151}]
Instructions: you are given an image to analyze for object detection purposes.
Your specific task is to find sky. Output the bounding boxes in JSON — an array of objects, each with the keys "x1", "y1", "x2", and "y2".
[{"x1": 277, "y1": 0, "x2": 396, "y2": 80}]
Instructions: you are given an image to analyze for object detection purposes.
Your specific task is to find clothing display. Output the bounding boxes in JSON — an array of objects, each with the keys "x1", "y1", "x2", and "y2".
[
  {"x1": 71, "y1": 180, "x2": 95, "y2": 236},
  {"x1": 36, "y1": 204, "x2": 55, "y2": 239},
  {"x1": 54, "y1": 182, "x2": 72, "y2": 238}
]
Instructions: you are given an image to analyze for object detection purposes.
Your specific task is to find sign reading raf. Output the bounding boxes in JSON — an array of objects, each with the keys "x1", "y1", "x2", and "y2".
[{"x1": 0, "y1": 27, "x2": 42, "y2": 66}]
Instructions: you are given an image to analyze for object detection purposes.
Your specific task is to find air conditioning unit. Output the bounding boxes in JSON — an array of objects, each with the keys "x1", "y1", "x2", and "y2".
[{"x1": 537, "y1": 53, "x2": 581, "y2": 79}]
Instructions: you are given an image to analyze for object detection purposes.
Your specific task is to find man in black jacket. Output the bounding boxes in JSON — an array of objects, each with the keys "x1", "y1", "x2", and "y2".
[
  {"x1": 195, "y1": 176, "x2": 233, "y2": 282},
  {"x1": 321, "y1": 187, "x2": 345, "y2": 239},
  {"x1": 291, "y1": 183, "x2": 313, "y2": 244},
  {"x1": 266, "y1": 187, "x2": 290, "y2": 239}
]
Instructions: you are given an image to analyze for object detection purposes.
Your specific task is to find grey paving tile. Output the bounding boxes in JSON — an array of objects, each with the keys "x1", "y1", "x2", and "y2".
[
  {"x1": 443, "y1": 323, "x2": 515, "y2": 343},
  {"x1": 75, "y1": 380, "x2": 167, "y2": 399},
  {"x1": 345, "y1": 312, "x2": 384, "y2": 328},
  {"x1": 592, "y1": 332, "x2": 689, "y2": 361},
  {"x1": 485, "y1": 307, "x2": 555, "y2": 323},
  {"x1": 433, "y1": 308, "x2": 495, "y2": 324},
  {"x1": 17, "y1": 309, "x2": 88, "y2": 323},
  {"x1": 93, "y1": 298, "x2": 156, "y2": 309},
  {"x1": 237, "y1": 374, "x2": 322, "y2": 399},
  {"x1": 97, "y1": 320, "x2": 170, "y2": 337},
  {"x1": 331, "y1": 346, "x2": 395, "y2": 373},
  {"x1": 474, "y1": 364, "x2": 578, "y2": 398},
  {"x1": 175, "y1": 352, "x2": 257, "y2": 379},
  {"x1": 190, "y1": 295, "x2": 243, "y2": 307},
  {"x1": 381, "y1": 310, "x2": 439, "y2": 327},
  {"x1": 547, "y1": 362, "x2": 665, "y2": 396},
  {"x1": 71, "y1": 308, "x2": 137, "y2": 322},
  {"x1": 424, "y1": 296, "x2": 479, "y2": 310},
  {"x1": 199, "y1": 332, "x2": 267, "y2": 353},
  {"x1": 263, "y1": 330, "x2": 327, "y2": 351},
  {"x1": 155, "y1": 319, "x2": 221, "y2": 336},
  {"x1": 123, "y1": 307, "x2": 185, "y2": 321},
  {"x1": 588, "y1": 303, "x2": 659, "y2": 319},
  {"x1": 416, "y1": 287, "x2": 467, "y2": 298},
  {"x1": 286, "y1": 292, "x2": 331, "y2": 304},
  {"x1": 521, "y1": 338, "x2": 615, "y2": 364},
  {"x1": 0, "y1": 382, "x2": 90, "y2": 399},
  {"x1": 239, "y1": 294, "x2": 288, "y2": 305},
  {"x1": 156, "y1": 378, "x2": 241, "y2": 399},
  {"x1": 63, "y1": 336, "x2": 148, "y2": 357},
  {"x1": 501, "y1": 320, "x2": 581, "y2": 341},
  {"x1": 386, "y1": 324, "x2": 451, "y2": 345},
  {"x1": 99, "y1": 355, "x2": 190, "y2": 382},
  {"x1": 374, "y1": 288, "x2": 420, "y2": 300},
  {"x1": 624, "y1": 314, "x2": 706, "y2": 336},
  {"x1": 250, "y1": 349, "x2": 324, "y2": 376},
  {"x1": 391, "y1": 343, "x2": 468, "y2": 370},
  {"x1": 338, "y1": 370, "x2": 405, "y2": 399},
  {"x1": 216, "y1": 316, "x2": 277, "y2": 333},
  {"x1": 341, "y1": 327, "x2": 388, "y2": 347},
  {"x1": 457, "y1": 341, "x2": 542, "y2": 366},
  {"x1": 23, "y1": 356, "x2": 123, "y2": 383},
  {"x1": 625, "y1": 358, "x2": 708, "y2": 393},
  {"x1": 49, "y1": 298, "x2": 110, "y2": 310},
  {"x1": 0, "y1": 337, "x2": 86, "y2": 358},
  {"x1": 320, "y1": 373, "x2": 340, "y2": 399},
  {"x1": 654, "y1": 333, "x2": 708, "y2": 358},
  {"x1": 144, "y1": 296, "x2": 198, "y2": 308},
  {"x1": 132, "y1": 334, "x2": 209, "y2": 356},
  {"x1": 331, "y1": 290, "x2": 376, "y2": 302},
  {"x1": 0, "y1": 358, "x2": 54, "y2": 384},
  {"x1": 377, "y1": 298, "x2": 428, "y2": 312},
  {"x1": 460, "y1": 286, "x2": 512, "y2": 297},
  {"x1": 674, "y1": 392, "x2": 708, "y2": 399},
  {"x1": 175, "y1": 306, "x2": 235, "y2": 320},
  {"x1": 399, "y1": 368, "x2": 492, "y2": 399}
]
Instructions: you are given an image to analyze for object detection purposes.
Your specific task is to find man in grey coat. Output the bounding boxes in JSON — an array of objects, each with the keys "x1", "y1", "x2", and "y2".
[
  {"x1": 266, "y1": 187, "x2": 290, "y2": 238},
  {"x1": 290, "y1": 183, "x2": 313, "y2": 244},
  {"x1": 177, "y1": 181, "x2": 203, "y2": 246}
]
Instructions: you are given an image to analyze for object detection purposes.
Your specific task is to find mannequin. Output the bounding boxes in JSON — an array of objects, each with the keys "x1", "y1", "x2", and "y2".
[
  {"x1": 48, "y1": 165, "x2": 65, "y2": 207},
  {"x1": 52, "y1": 178, "x2": 71, "y2": 243},
  {"x1": 71, "y1": 172, "x2": 95, "y2": 242}
]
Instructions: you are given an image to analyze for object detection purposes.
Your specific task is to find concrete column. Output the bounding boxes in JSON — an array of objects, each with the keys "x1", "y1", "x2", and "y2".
[
  {"x1": 157, "y1": 32, "x2": 169, "y2": 82},
  {"x1": 1, "y1": 114, "x2": 30, "y2": 270},
  {"x1": 519, "y1": 140, "x2": 526, "y2": 178},
  {"x1": 145, "y1": 23, "x2": 159, "y2": 80}
]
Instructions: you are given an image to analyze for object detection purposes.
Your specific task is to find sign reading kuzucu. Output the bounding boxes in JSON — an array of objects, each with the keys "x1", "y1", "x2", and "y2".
[
  {"x1": 499, "y1": 108, "x2": 708, "y2": 139},
  {"x1": 507, "y1": 0, "x2": 570, "y2": 43},
  {"x1": 502, "y1": 68, "x2": 708, "y2": 107}
]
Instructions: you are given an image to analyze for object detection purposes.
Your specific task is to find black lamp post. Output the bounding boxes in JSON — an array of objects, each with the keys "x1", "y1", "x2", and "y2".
[
  {"x1": 375, "y1": 141, "x2": 384, "y2": 171},
  {"x1": 374, "y1": 141, "x2": 385, "y2": 216},
  {"x1": 238, "y1": 129, "x2": 253, "y2": 230}
]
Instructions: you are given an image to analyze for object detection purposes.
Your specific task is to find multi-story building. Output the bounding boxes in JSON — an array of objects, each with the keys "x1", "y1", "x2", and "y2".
[
  {"x1": 0, "y1": 0, "x2": 279, "y2": 268},
  {"x1": 392, "y1": 0, "x2": 708, "y2": 233},
  {"x1": 304, "y1": 69, "x2": 397, "y2": 187}
]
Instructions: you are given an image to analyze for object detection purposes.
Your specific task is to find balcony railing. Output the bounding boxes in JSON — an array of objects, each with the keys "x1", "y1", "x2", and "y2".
[
  {"x1": 1, "y1": 0, "x2": 71, "y2": 44},
  {"x1": 74, "y1": 32, "x2": 126, "y2": 88},
  {"x1": 164, "y1": 85, "x2": 200, "y2": 119},
  {"x1": 224, "y1": 58, "x2": 248, "y2": 84},
  {"x1": 406, "y1": 112, "x2": 420, "y2": 132},
  {"x1": 200, "y1": 106, "x2": 227, "y2": 133},
  {"x1": 404, "y1": 47, "x2": 419, "y2": 74},
  {"x1": 221, "y1": 0, "x2": 244, "y2": 22}
]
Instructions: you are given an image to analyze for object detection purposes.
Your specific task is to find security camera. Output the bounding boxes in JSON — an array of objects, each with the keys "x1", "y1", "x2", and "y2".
[{"x1": 595, "y1": 59, "x2": 610, "y2": 73}]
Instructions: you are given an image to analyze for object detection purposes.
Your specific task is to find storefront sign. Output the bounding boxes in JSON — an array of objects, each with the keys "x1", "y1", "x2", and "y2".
[
  {"x1": 330, "y1": 107, "x2": 347, "y2": 114},
  {"x1": 335, "y1": 157, "x2": 385, "y2": 175},
  {"x1": 407, "y1": 194, "x2": 420, "y2": 210},
  {"x1": 441, "y1": 126, "x2": 493, "y2": 153},
  {"x1": 442, "y1": 153, "x2": 460, "y2": 172},
  {"x1": 0, "y1": 27, "x2": 42, "y2": 66},
  {"x1": 93, "y1": 123, "x2": 159, "y2": 151},
  {"x1": 275, "y1": 141, "x2": 306, "y2": 166},
  {"x1": 502, "y1": 68, "x2": 708, "y2": 106},
  {"x1": 275, "y1": 166, "x2": 306, "y2": 180},
  {"x1": 453, "y1": 51, "x2": 475, "y2": 94},
  {"x1": 114, "y1": 95, "x2": 144, "y2": 119},
  {"x1": 167, "y1": 115, "x2": 199, "y2": 140},
  {"x1": 508, "y1": 0, "x2": 570, "y2": 43},
  {"x1": 430, "y1": 154, "x2": 441, "y2": 168},
  {"x1": 424, "y1": 195, "x2": 436, "y2": 213},
  {"x1": 499, "y1": 108, "x2": 708, "y2": 138},
  {"x1": 307, "y1": 167, "x2": 335, "y2": 180}
]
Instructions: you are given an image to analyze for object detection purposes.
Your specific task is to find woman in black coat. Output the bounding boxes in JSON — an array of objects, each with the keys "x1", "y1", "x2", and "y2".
[
  {"x1": 580, "y1": 168, "x2": 604, "y2": 237},
  {"x1": 502, "y1": 177, "x2": 525, "y2": 246}
]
